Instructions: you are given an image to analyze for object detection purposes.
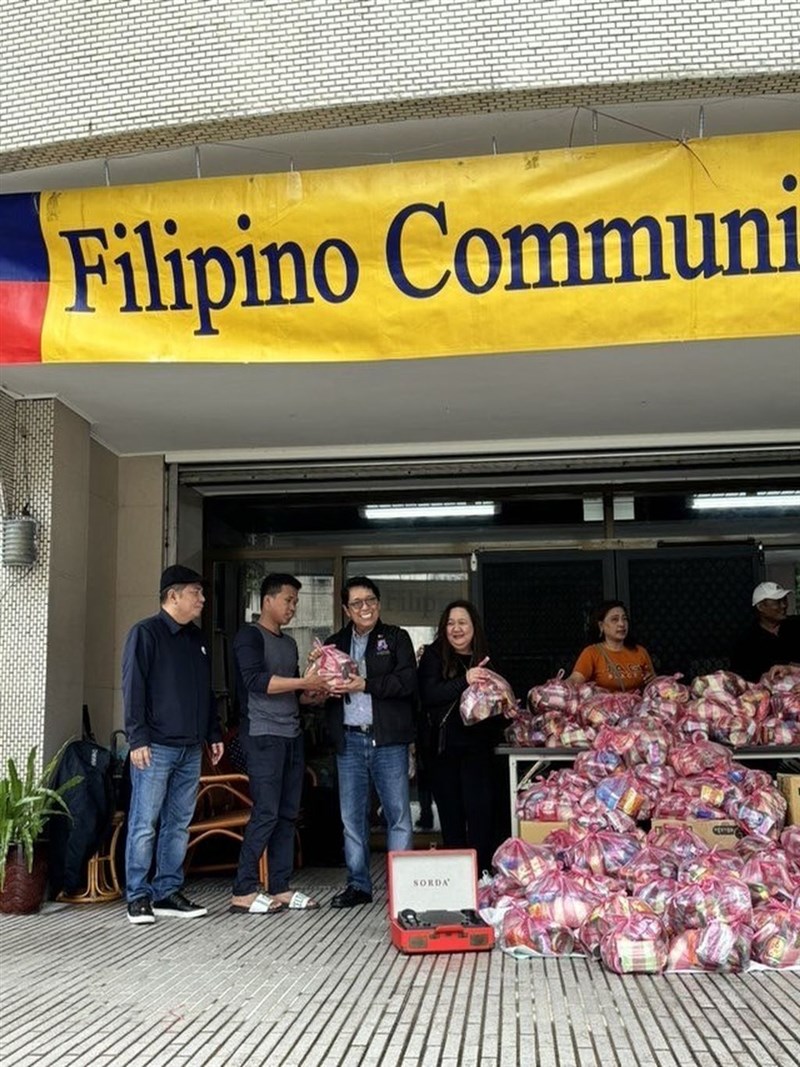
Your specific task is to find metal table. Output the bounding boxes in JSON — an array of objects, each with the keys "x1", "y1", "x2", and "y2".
[{"x1": 496, "y1": 744, "x2": 800, "y2": 838}]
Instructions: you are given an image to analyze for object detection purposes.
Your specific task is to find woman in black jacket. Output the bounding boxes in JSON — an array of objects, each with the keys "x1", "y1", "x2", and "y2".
[{"x1": 418, "y1": 599, "x2": 502, "y2": 872}]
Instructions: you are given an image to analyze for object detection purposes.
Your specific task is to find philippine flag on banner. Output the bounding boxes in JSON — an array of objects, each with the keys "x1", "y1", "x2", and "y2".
[{"x1": 0, "y1": 193, "x2": 47, "y2": 364}]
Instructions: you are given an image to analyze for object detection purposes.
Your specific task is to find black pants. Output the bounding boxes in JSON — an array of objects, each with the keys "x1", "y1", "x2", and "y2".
[
  {"x1": 232, "y1": 732, "x2": 304, "y2": 897},
  {"x1": 429, "y1": 747, "x2": 495, "y2": 873}
]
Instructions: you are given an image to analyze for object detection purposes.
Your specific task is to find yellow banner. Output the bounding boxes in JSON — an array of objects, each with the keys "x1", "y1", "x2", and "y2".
[{"x1": 38, "y1": 131, "x2": 799, "y2": 362}]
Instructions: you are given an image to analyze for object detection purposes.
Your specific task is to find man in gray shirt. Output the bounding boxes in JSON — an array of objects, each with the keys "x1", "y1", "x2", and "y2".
[{"x1": 230, "y1": 573, "x2": 328, "y2": 914}]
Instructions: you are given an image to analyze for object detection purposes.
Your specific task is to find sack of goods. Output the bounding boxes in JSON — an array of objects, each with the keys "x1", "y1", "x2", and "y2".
[
  {"x1": 460, "y1": 668, "x2": 517, "y2": 724},
  {"x1": 308, "y1": 638, "x2": 359, "y2": 681}
]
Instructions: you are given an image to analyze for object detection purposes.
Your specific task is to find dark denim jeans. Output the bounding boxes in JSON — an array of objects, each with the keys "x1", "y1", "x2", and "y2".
[
  {"x1": 232, "y1": 732, "x2": 305, "y2": 897},
  {"x1": 336, "y1": 731, "x2": 412, "y2": 894},
  {"x1": 125, "y1": 742, "x2": 201, "y2": 902}
]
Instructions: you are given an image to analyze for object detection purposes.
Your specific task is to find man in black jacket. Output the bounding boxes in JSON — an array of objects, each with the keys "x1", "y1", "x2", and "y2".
[
  {"x1": 321, "y1": 576, "x2": 416, "y2": 907},
  {"x1": 122, "y1": 565, "x2": 223, "y2": 924},
  {"x1": 731, "y1": 581, "x2": 800, "y2": 682}
]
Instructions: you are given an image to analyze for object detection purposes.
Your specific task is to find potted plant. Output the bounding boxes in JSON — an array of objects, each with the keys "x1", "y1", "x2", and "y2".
[{"x1": 0, "y1": 744, "x2": 81, "y2": 914}]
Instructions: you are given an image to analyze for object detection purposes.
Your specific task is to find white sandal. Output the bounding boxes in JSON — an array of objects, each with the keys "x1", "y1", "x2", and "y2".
[{"x1": 229, "y1": 892, "x2": 286, "y2": 915}]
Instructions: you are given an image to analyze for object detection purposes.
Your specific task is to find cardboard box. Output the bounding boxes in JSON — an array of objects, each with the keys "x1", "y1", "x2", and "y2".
[
  {"x1": 519, "y1": 820, "x2": 569, "y2": 845},
  {"x1": 777, "y1": 774, "x2": 800, "y2": 826},
  {"x1": 651, "y1": 818, "x2": 742, "y2": 849}
]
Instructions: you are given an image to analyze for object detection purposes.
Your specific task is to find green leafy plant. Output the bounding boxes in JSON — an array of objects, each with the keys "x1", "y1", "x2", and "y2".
[{"x1": 0, "y1": 744, "x2": 81, "y2": 890}]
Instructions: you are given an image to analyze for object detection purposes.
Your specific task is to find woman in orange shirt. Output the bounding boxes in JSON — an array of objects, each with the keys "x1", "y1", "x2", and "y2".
[{"x1": 566, "y1": 600, "x2": 654, "y2": 692}]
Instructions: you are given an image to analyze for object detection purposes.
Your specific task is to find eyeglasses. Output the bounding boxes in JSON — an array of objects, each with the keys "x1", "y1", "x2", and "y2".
[{"x1": 348, "y1": 596, "x2": 378, "y2": 610}]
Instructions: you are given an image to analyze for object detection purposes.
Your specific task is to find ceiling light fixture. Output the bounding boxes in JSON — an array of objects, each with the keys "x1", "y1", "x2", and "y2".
[
  {"x1": 690, "y1": 491, "x2": 800, "y2": 510},
  {"x1": 361, "y1": 501, "x2": 498, "y2": 520}
]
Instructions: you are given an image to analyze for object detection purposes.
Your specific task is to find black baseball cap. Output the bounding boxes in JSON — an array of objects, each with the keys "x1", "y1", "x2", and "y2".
[{"x1": 160, "y1": 565, "x2": 206, "y2": 593}]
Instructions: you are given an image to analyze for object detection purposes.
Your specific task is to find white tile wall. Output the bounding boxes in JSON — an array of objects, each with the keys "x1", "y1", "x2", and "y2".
[
  {"x1": 0, "y1": 399, "x2": 54, "y2": 769},
  {"x1": 0, "y1": 0, "x2": 797, "y2": 167}
]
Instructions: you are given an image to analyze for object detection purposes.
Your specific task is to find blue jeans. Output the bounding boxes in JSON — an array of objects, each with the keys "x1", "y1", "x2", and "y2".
[
  {"x1": 336, "y1": 732, "x2": 413, "y2": 894},
  {"x1": 125, "y1": 743, "x2": 201, "y2": 902},
  {"x1": 232, "y1": 732, "x2": 304, "y2": 897}
]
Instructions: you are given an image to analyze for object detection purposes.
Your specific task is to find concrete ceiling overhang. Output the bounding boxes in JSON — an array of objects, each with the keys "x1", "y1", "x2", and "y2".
[
  {"x1": 1, "y1": 96, "x2": 798, "y2": 460},
  {"x1": 2, "y1": 338, "x2": 799, "y2": 458}
]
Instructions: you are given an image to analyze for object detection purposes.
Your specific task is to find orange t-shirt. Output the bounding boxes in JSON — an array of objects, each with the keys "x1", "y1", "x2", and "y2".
[{"x1": 572, "y1": 644, "x2": 654, "y2": 692}]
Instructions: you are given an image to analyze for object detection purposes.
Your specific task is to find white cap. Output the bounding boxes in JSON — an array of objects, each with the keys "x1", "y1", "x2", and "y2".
[{"x1": 752, "y1": 581, "x2": 790, "y2": 606}]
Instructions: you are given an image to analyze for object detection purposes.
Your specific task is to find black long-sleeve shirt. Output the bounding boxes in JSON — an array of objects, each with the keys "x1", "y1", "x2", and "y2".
[
  {"x1": 122, "y1": 609, "x2": 221, "y2": 749},
  {"x1": 730, "y1": 615, "x2": 800, "y2": 683},
  {"x1": 417, "y1": 642, "x2": 504, "y2": 753}
]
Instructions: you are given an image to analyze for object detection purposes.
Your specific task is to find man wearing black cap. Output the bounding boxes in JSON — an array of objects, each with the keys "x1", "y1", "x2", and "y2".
[{"x1": 122, "y1": 565, "x2": 224, "y2": 924}]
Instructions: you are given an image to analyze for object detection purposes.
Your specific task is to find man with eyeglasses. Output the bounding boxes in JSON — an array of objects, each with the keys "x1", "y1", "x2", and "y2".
[{"x1": 321, "y1": 576, "x2": 416, "y2": 907}]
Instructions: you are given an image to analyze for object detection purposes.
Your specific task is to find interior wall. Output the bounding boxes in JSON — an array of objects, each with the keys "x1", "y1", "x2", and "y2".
[
  {"x1": 43, "y1": 402, "x2": 91, "y2": 758},
  {"x1": 111, "y1": 456, "x2": 165, "y2": 733},
  {"x1": 82, "y1": 439, "x2": 119, "y2": 745}
]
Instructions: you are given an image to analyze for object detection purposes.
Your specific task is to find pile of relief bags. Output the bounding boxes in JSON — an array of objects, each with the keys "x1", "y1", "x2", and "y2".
[
  {"x1": 479, "y1": 664, "x2": 800, "y2": 971},
  {"x1": 509, "y1": 665, "x2": 800, "y2": 749},
  {"x1": 481, "y1": 824, "x2": 800, "y2": 972}
]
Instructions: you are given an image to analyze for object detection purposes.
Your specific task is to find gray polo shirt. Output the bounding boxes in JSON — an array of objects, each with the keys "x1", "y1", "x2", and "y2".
[{"x1": 233, "y1": 623, "x2": 301, "y2": 738}]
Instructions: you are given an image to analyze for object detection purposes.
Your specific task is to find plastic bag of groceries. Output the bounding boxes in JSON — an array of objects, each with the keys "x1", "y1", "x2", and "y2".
[
  {"x1": 491, "y1": 837, "x2": 559, "y2": 888},
  {"x1": 669, "y1": 739, "x2": 731, "y2": 777},
  {"x1": 308, "y1": 637, "x2": 359, "y2": 682},
  {"x1": 633, "y1": 878, "x2": 679, "y2": 916},
  {"x1": 634, "y1": 763, "x2": 676, "y2": 798},
  {"x1": 738, "y1": 685, "x2": 772, "y2": 721},
  {"x1": 620, "y1": 846, "x2": 679, "y2": 891},
  {"x1": 594, "y1": 771, "x2": 652, "y2": 819},
  {"x1": 760, "y1": 720, "x2": 800, "y2": 745},
  {"x1": 667, "y1": 920, "x2": 752, "y2": 973},
  {"x1": 573, "y1": 748, "x2": 622, "y2": 782},
  {"x1": 461, "y1": 668, "x2": 516, "y2": 724},
  {"x1": 710, "y1": 711, "x2": 758, "y2": 748},
  {"x1": 526, "y1": 673, "x2": 585, "y2": 715},
  {"x1": 571, "y1": 808, "x2": 638, "y2": 835},
  {"x1": 500, "y1": 904, "x2": 576, "y2": 957},
  {"x1": 740, "y1": 852, "x2": 796, "y2": 903},
  {"x1": 762, "y1": 663, "x2": 800, "y2": 693},
  {"x1": 505, "y1": 718, "x2": 546, "y2": 747},
  {"x1": 730, "y1": 787, "x2": 787, "y2": 841},
  {"x1": 599, "y1": 915, "x2": 668, "y2": 974},
  {"x1": 653, "y1": 795, "x2": 727, "y2": 821},
  {"x1": 578, "y1": 893, "x2": 659, "y2": 958},
  {"x1": 568, "y1": 830, "x2": 644, "y2": 878},
  {"x1": 525, "y1": 869, "x2": 610, "y2": 929},
  {"x1": 593, "y1": 725, "x2": 639, "y2": 763},
  {"x1": 690, "y1": 671, "x2": 749, "y2": 700},
  {"x1": 678, "y1": 850, "x2": 744, "y2": 882},
  {"x1": 667, "y1": 875, "x2": 752, "y2": 932},
  {"x1": 647, "y1": 823, "x2": 708, "y2": 863},
  {"x1": 643, "y1": 674, "x2": 690, "y2": 706},
  {"x1": 750, "y1": 901, "x2": 800, "y2": 967},
  {"x1": 580, "y1": 691, "x2": 640, "y2": 729},
  {"x1": 673, "y1": 771, "x2": 736, "y2": 806},
  {"x1": 780, "y1": 826, "x2": 800, "y2": 873}
]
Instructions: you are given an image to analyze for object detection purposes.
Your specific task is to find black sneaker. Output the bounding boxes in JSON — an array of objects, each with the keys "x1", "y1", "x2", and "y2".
[
  {"x1": 152, "y1": 891, "x2": 208, "y2": 918},
  {"x1": 331, "y1": 885, "x2": 373, "y2": 909},
  {"x1": 127, "y1": 898, "x2": 155, "y2": 925}
]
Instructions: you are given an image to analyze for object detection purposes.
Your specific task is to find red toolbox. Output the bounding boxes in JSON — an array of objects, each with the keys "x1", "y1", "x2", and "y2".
[{"x1": 387, "y1": 848, "x2": 495, "y2": 954}]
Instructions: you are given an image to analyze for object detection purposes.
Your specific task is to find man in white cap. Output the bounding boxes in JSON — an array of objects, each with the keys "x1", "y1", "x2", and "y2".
[{"x1": 731, "y1": 581, "x2": 800, "y2": 682}]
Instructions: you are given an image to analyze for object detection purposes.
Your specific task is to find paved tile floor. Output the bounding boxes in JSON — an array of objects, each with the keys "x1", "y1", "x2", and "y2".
[{"x1": 1, "y1": 861, "x2": 799, "y2": 1067}]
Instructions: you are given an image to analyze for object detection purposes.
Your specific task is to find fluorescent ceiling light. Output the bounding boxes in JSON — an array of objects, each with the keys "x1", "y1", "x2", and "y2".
[
  {"x1": 361, "y1": 501, "x2": 498, "y2": 520},
  {"x1": 691, "y1": 491, "x2": 800, "y2": 510},
  {"x1": 582, "y1": 494, "x2": 635, "y2": 521}
]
